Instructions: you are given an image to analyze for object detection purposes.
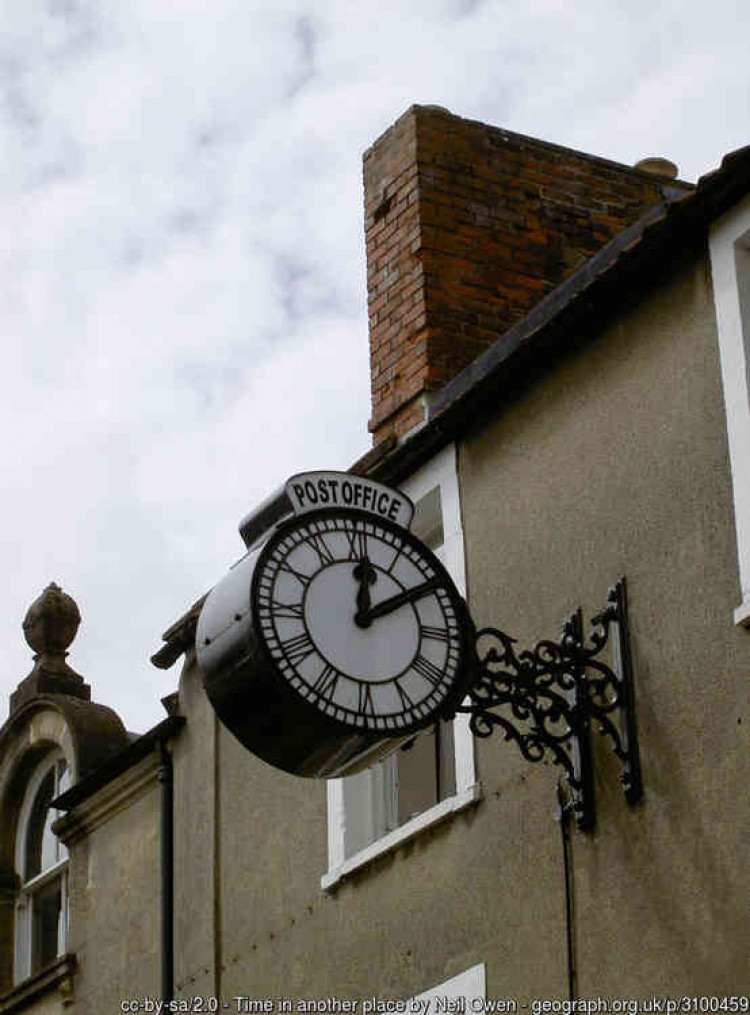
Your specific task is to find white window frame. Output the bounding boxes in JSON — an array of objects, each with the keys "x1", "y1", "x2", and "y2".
[
  {"x1": 13, "y1": 751, "x2": 70, "y2": 984},
  {"x1": 709, "y1": 193, "x2": 750, "y2": 627},
  {"x1": 323, "y1": 444, "x2": 481, "y2": 890},
  {"x1": 412, "y1": 964, "x2": 486, "y2": 1007}
]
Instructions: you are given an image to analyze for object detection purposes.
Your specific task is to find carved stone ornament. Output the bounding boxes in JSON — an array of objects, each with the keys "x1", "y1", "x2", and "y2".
[
  {"x1": 23, "y1": 582, "x2": 81, "y2": 662},
  {"x1": 10, "y1": 583, "x2": 91, "y2": 714}
]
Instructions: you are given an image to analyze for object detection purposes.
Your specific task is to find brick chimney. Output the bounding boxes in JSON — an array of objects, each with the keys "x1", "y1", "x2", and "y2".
[{"x1": 363, "y1": 105, "x2": 692, "y2": 444}]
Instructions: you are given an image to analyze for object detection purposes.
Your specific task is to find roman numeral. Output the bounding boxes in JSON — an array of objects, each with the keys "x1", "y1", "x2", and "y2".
[
  {"x1": 279, "y1": 560, "x2": 311, "y2": 586},
  {"x1": 421, "y1": 625, "x2": 449, "y2": 643},
  {"x1": 281, "y1": 632, "x2": 315, "y2": 665},
  {"x1": 386, "y1": 546, "x2": 403, "y2": 575},
  {"x1": 345, "y1": 526, "x2": 368, "y2": 561},
  {"x1": 314, "y1": 665, "x2": 339, "y2": 700},
  {"x1": 271, "y1": 600, "x2": 303, "y2": 620},
  {"x1": 308, "y1": 533, "x2": 334, "y2": 567},
  {"x1": 394, "y1": 680, "x2": 414, "y2": 711},
  {"x1": 412, "y1": 655, "x2": 444, "y2": 687},
  {"x1": 358, "y1": 682, "x2": 376, "y2": 716}
]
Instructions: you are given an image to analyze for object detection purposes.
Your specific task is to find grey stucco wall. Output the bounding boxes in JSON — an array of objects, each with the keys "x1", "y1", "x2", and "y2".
[
  {"x1": 174, "y1": 650, "x2": 565, "y2": 1002},
  {"x1": 174, "y1": 649, "x2": 220, "y2": 999},
  {"x1": 459, "y1": 253, "x2": 750, "y2": 993},
  {"x1": 66, "y1": 765, "x2": 161, "y2": 1013},
  {"x1": 166, "y1": 253, "x2": 749, "y2": 1006}
]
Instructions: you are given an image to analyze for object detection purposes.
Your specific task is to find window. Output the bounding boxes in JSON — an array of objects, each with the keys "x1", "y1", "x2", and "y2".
[
  {"x1": 411, "y1": 964, "x2": 486, "y2": 1007},
  {"x1": 14, "y1": 752, "x2": 70, "y2": 983},
  {"x1": 709, "y1": 193, "x2": 750, "y2": 627},
  {"x1": 323, "y1": 445, "x2": 481, "y2": 889}
]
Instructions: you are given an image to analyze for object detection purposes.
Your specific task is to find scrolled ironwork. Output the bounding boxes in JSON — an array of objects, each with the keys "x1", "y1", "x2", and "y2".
[{"x1": 457, "y1": 578, "x2": 642, "y2": 831}]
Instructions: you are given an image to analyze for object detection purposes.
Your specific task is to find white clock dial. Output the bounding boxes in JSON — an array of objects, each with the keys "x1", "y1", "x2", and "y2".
[{"x1": 252, "y1": 509, "x2": 467, "y2": 733}]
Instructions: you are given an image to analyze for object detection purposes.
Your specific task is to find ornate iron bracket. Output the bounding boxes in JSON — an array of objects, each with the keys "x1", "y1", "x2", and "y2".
[{"x1": 457, "y1": 577, "x2": 642, "y2": 831}]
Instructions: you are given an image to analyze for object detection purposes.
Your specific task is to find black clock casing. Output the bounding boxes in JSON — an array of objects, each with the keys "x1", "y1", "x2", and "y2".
[{"x1": 197, "y1": 507, "x2": 475, "y2": 778}]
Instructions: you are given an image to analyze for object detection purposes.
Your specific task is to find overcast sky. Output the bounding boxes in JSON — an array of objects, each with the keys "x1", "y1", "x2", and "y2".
[{"x1": 2, "y1": 0, "x2": 748, "y2": 734}]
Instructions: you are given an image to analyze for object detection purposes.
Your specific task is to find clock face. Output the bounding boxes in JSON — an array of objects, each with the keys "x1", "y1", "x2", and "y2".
[{"x1": 251, "y1": 509, "x2": 469, "y2": 734}]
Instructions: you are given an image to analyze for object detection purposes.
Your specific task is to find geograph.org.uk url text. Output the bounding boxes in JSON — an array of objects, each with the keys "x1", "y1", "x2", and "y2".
[{"x1": 522, "y1": 1000, "x2": 750, "y2": 1015}]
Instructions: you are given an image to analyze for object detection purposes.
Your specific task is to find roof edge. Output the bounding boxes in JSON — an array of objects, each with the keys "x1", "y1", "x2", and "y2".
[{"x1": 52, "y1": 714, "x2": 185, "y2": 811}]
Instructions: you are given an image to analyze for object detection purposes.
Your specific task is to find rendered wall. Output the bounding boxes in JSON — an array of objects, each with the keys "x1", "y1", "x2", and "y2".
[
  {"x1": 64, "y1": 759, "x2": 161, "y2": 1014},
  {"x1": 458, "y1": 253, "x2": 750, "y2": 994},
  {"x1": 175, "y1": 643, "x2": 560, "y2": 1002},
  {"x1": 170, "y1": 252, "x2": 748, "y2": 1007},
  {"x1": 173, "y1": 648, "x2": 220, "y2": 999}
]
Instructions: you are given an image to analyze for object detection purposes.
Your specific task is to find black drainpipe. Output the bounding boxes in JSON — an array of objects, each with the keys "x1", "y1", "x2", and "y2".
[
  {"x1": 556, "y1": 781, "x2": 576, "y2": 1001},
  {"x1": 158, "y1": 739, "x2": 175, "y2": 1006}
]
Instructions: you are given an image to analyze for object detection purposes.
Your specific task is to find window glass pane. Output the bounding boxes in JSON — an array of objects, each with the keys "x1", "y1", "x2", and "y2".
[
  {"x1": 15, "y1": 753, "x2": 70, "y2": 984},
  {"x1": 56, "y1": 759, "x2": 69, "y2": 793},
  {"x1": 397, "y1": 730, "x2": 438, "y2": 823},
  {"x1": 31, "y1": 876, "x2": 62, "y2": 973},
  {"x1": 394, "y1": 484, "x2": 452, "y2": 825},
  {"x1": 54, "y1": 760, "x2": 69, "y2": 864},
  {"x1": 340, "y1": 755, "x2": 398, "y2": 856},
  {"x1": 436, "y1": 719, "x2": 456, "y2": 800},
  {"x1": 412, "y1": 486, "x2": 443, "y2": 550},
  {"x1": 735, "y1": 242, "x2": 750, "y2": 391},
  {"x1": 396, "y1": 720, "x2": 456, "y2": 825},
  {"x1": 24, "y1": 770, "x2": 55, "y2": 881}
]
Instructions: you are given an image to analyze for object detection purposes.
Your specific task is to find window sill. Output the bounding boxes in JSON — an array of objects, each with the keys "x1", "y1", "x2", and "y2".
[
  {"x1": 321, "y1": 781, "x2": 482, "y2": 891},
  {"x1": 734, "y1": 599, "x2": 750, "y2": 627},
  {"x1": 0, "y1": 954, "x2": 76, "y2": 1013}
]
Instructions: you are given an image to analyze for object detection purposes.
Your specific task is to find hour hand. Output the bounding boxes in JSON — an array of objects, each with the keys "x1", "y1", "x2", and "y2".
[
  {"x1": 356, "y1": 578, "x2": 440, "y2": 626},
  {"x1": 353, "y1": 558, "x2": 378, "y2": 627}
]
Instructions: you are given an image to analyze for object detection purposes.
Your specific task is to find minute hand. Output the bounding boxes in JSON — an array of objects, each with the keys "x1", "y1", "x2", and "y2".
[{"x1": 357, "y1": 578, "x2": 441, "y2": 624}]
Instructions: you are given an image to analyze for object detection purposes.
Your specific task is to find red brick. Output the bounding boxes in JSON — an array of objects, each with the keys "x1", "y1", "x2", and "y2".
[{"x1": 363, "y1": 105, "x2": 692, "y2": 444}]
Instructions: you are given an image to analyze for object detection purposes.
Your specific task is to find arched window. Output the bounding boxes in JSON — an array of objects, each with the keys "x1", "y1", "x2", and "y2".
[{"x1": 13, "y1": 751, "x2": 70, "y2": 982}]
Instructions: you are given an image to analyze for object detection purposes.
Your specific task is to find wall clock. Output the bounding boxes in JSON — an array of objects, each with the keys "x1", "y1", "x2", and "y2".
[{"x1": 197, "y1": 475, "x2": 475, "y2": 777}]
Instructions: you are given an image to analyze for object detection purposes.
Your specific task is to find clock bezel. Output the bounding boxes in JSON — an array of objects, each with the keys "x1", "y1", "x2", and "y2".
[{"x1": 250, "y1": 506, "x2": 475, "y2": 737}]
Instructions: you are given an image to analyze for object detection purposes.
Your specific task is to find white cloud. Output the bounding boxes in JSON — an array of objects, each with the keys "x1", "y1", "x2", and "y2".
[{"x1": 0, "y1": 0, "x2": 748, "y2": 732}]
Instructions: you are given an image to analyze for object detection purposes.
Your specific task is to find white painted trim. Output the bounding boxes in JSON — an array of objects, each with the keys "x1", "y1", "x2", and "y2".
[
  {"x1": 19, "y1": 858, "x2": 68, "y2": 896},
  {"x1": 321, "y1": 781, "x2": 482, "y2": 891},
  {"x1": 13, "y1": 751, "x2": 69, "y2": 985},
  {"x1": 709, "y1": 194, "x2": 750, "y2": 627},
  {"x1": 413, "y1": 963, "x2": 486, "y2": 1003},
  {"x1": 14, "y1": 752, "x2": 68, "y2": 879},
  {"x1": 452, "y1": 711, "x2": 475, "y2": 795},
  {"x1": 324, "y1": 444, "x2": 480, "y2": 886},
  {"x1": 325, "y1": 777, "x2": 346, "y2": 872},
  {"x1": 404, "y1": 444, "x2": 468, "y2": 597}
]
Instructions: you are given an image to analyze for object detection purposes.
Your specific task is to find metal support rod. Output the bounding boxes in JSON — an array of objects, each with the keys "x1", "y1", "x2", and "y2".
[
  {"x1": 556, "y1": 782, "x2": 577, "y2": 1001},
  {"x1": 568, "y1": 609, "x2": 595, "y2": 831},
  {"x1": 610, "y1": 577, "x2": 642, "y2": 805}
]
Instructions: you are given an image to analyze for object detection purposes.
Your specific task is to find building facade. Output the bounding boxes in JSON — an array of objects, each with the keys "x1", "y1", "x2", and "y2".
[{"x1": 1, "y1": 106, "x2": 749, "y2": 1013}]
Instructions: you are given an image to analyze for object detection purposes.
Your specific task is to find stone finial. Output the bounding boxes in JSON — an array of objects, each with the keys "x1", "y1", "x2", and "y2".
[
  {"x1": 9, "y1": 583, "x2": 91, "y2": 715},
  {"x1": 23, "y1": 582, "x2": 81, "y2": 663}
]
